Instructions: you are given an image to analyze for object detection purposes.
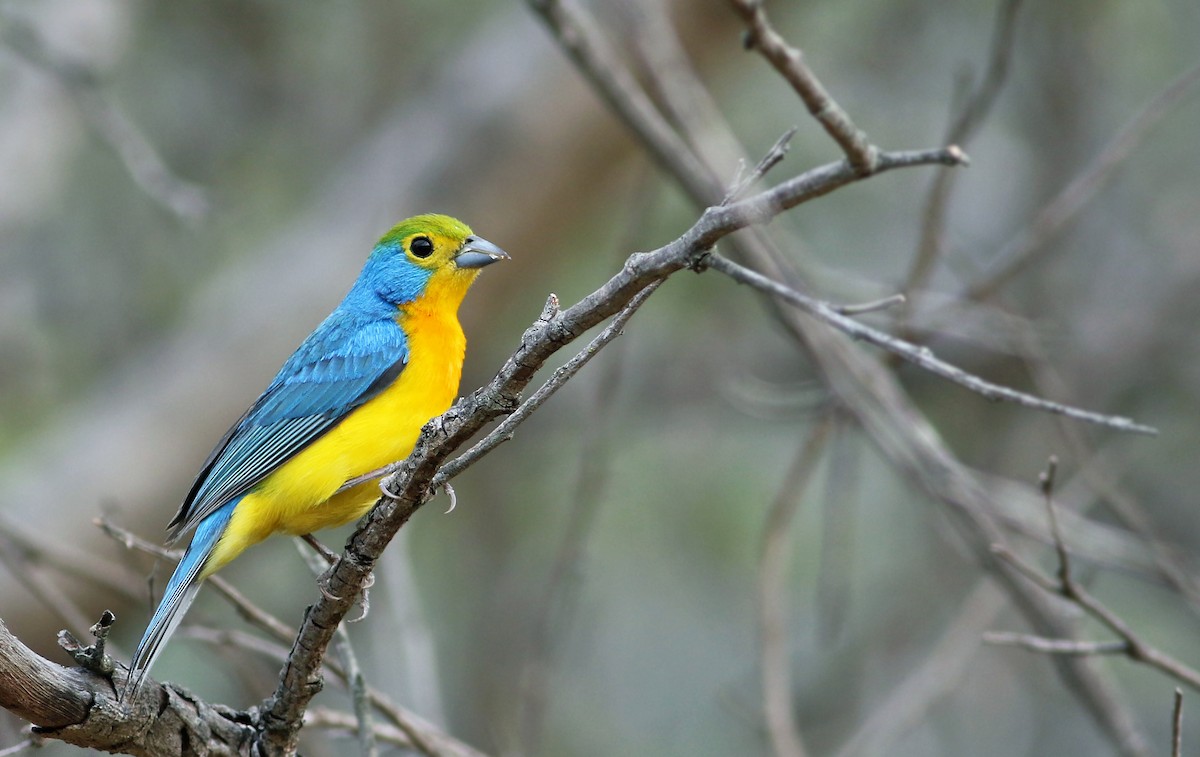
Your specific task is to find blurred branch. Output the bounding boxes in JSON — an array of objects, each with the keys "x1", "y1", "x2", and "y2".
[
  {"x1": 834, "y1": 581, "x2": 1008, "y2": 757},
  {"x1": 0, "y1": 738, "x2": 38, "y2": 757},
  {"x1": 527, "y1": 0, "x2": 718, "y2": 199},
  {"x1": 703, "y1": 251, "x2": 1156, "y2": 435},
  {"x1": 514, "y1": 179, "x2": 651, "y2": 754},
  {"x1": 304, "y1": 707, "x2": 415, "y2": 751},
  {"x1": 0, "y1": 525, "x2": 103, "y2": 642},
  {"x1": 968, "y1": 57, "x2": 1200, "y2": 300},
  {"x1": 0, "y1": 10, "x2": 210, "y2": 222},
  {"x1": 816, "y1": 412, "x2": 859, "y2": 642},
  {"x1": 758, "y1": 419, "x2": 832, "y2": 757},
  {"x1": 903, "y1": 0, "x2": 1024, "y2": 297}
]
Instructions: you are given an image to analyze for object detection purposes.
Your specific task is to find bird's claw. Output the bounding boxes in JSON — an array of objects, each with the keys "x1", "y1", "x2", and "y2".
[
  {"x1": 347, "y1": 576, "x2": 373, "y2": 623},
  {"x1": 316, "y1": 568, "x2": 374, "y2": 623}
]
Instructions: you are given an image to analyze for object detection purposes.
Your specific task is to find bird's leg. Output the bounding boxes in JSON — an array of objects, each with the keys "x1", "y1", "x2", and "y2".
[
  {"x1": 300, "y1": 533, "x2": 339, "y2": 565},
  {"x1": 299, "y1": 533, "x2": 374, "y2": 620}
]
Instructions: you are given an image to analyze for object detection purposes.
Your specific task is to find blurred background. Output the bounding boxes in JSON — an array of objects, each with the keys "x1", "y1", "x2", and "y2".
[{"x1": 0, "y1": 0, "x2": 1198, "y2": 755}]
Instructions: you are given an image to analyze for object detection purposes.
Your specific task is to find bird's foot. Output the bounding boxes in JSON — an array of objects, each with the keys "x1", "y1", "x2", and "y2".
[
  {"x1": 316, "y1": 566, "x2": 374, "y2": 623},
  {"x1": 347, "y1": 572, "x2": 375, "y2": 623},
  {"x1": 300, "y1": 533, "x2": 339, "y2": 565}
]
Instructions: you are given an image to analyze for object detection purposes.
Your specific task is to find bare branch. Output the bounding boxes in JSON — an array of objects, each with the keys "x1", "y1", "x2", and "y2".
[
  {"x1": 989, "y1": 471, "x2": 1200, "y2": 693},
  {"x1": 727, "y1": 0, "x2": 878, "y2": 173},
  {"x1": 703, "y1": 252, "x2": 1156, "y2": 435},
  {"x1": 296, "y1": 544, "x2": 379, "y2": 757},
  {"x1": 723, "y1": 127, "x2": 798, "y2": 205},
  {"x1": 525, "y1": 2, "x2": 1151, "y2": 750},
  {"x1": 0, "y1": 617, "x2": 254, "y2": 755}
]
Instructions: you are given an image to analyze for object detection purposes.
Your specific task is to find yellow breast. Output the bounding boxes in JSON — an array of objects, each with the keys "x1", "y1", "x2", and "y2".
[{"x1": 203, "y1": 306, "x2": 466, "y2": 574}]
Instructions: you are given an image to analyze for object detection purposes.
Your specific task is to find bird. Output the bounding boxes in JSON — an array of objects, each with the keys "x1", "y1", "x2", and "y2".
[{"x1": 124, "y1": 213, "x2": 508, "y2": 697}]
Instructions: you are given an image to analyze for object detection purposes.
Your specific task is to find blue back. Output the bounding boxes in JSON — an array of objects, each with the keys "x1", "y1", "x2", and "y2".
[{"x1": 167, "y1": 245, "x2": 429, "y2": 537}]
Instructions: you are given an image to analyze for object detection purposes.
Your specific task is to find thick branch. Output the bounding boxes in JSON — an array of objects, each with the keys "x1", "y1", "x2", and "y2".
[{"x1": 0, "y1": 619, "x2": 253, "y2": 756}]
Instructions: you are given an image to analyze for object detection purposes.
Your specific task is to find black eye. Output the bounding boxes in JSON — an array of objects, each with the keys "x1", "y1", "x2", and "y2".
[{"x1": 410, "y1": 236, "x2": 434, "y2": 258}]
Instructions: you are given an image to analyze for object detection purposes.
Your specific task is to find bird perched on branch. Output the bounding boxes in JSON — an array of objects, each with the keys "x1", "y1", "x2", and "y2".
[{"x1": 125, "y1": 214, "x2": 508, "y2": 697}]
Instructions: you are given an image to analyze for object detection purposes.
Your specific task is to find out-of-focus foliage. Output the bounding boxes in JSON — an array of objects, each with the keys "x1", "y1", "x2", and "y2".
[{"x1": 0, "y1": 0, "x2": 1197, "y2": 754}]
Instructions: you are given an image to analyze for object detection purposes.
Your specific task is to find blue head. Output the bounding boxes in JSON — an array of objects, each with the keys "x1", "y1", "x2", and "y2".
[{"x1": 348, "y1": 214, "x2": 508, "y2": 316}]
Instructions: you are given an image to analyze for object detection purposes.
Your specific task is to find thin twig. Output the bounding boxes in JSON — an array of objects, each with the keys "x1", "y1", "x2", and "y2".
[
  {"x1": 727, "y1": 0, "x2": 878, "y2": 173},
  {"x1": 989, "y1": 471, "x2": 1200, "y2": 692},
  {"x1": 723, "y1": 127, "x2": 798, "y2": 205},
  {"x1": 983, "y1": 633, "x2": 1127, "y2": 656},
  {"x1": 1007, "y1": 326, "x2": 1200, "y2": 615},
  {"x1": 431, "y1": 281, "x2": 660, "y2": 488},
  {"x1": 704, "y1": 252, "x2": 1156, "y2": 435},
  {"x1": 830, "y1": 293, "x2": 906, "y2": 316}
]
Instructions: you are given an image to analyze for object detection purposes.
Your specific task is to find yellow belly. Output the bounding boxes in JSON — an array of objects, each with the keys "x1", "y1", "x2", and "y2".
[{"x1": 203, "y1": 307, "x2": 465, "y2": 575}]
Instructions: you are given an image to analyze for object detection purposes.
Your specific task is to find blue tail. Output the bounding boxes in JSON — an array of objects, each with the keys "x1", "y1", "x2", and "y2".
[{"x1": 123, "y1": 501, "x2": 237, "y2": 699}]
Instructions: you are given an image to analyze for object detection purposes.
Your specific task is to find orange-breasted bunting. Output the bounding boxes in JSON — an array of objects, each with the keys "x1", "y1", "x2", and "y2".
[{"x1": 126, "y1": 213, "x2": 508, "y2": 695}]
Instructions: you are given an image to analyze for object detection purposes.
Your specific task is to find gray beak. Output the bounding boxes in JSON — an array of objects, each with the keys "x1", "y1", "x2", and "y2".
[{"x1": 454, "y1": 235, "x2": 510, "y2": 269}]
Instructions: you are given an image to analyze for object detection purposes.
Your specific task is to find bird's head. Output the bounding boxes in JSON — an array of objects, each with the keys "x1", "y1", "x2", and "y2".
[{"x1": 361, "y1": 213, "x2": 509, "y2": 310}]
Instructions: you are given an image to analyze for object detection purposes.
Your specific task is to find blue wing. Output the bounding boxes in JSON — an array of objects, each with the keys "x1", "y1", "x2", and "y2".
[{"x1": 167, "y1": 314, "x2": 408, "y2": 539}]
